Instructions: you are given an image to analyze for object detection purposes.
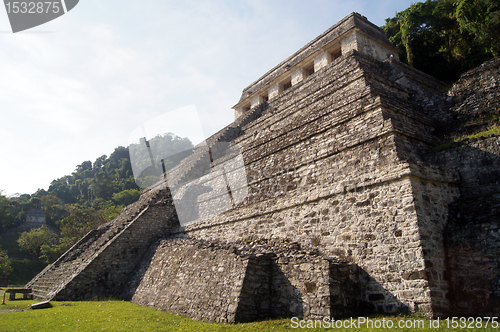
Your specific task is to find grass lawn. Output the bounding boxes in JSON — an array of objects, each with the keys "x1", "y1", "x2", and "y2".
[{"x1": 0, "y1": 297, "x2": 498, "y2": 331}]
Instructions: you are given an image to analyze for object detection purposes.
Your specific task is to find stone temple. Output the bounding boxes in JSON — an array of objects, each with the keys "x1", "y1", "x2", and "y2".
[
  {"x1": 27, "y1": 13, "x2": 500, "y2": 321},
  {"x1": 15, "y1": 201, "x2": 47, "y2": 232}
]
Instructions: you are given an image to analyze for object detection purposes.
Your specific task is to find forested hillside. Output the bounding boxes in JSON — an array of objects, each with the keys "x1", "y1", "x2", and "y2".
[{"x1": 0, "y1": 133, "x2": 193, "y2": 283}]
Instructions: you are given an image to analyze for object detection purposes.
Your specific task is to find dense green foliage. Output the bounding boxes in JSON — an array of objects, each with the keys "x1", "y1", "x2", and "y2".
[
  {"x1": 8, "y1": 259, "x2": 48, "y2": 285},
  {"x1": 45, "y1": 146, "x2": 138, "y2": 206},
  {"x1": 17, "y1": 227, "x2": 57, "y2": 259},
  {"x1": 42, "y1": 132, "x2": 192, "y2": 208},
  {"x1": 0, "y1": 133, "x2": 193, "y2": 280},
  {"x1": 383, "y1": 0, "x2": 500, "y2": 83},
  {"x1": 0, "y1": 192, "x2": 31, "y2": 233},
  {"x1": 0, "y1": 249, "x2": 12, "y2": 278}
]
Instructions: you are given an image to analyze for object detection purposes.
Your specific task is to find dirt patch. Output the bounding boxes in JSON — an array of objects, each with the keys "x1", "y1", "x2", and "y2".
[{"x1": 0, "y1": 309, "x2": 24, "y2": 313}]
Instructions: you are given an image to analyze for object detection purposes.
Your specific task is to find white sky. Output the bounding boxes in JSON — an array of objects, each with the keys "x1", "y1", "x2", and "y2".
[{"x1": 0, "y1": 0, "x2": 415, "y2": 196}]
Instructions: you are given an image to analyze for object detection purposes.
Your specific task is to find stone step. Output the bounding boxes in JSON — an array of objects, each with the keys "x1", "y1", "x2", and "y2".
[
  {"x1": 27, "y1": 185, "x2": 171, "y2": 302},
  {"x1": 28, "y1": 221, "x2": 126, "y2": 298}
]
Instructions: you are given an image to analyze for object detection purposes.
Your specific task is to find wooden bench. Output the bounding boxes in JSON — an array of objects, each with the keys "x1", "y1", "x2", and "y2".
[{"x1": 5, "y1": 288, "x2": 33, "y2": 300}]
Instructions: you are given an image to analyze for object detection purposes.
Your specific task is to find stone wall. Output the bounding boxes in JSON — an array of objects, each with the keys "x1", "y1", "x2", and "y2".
[
  {"x1": 55, "y1": 204, "x2": 176, "y2": 300},
  {"x1": 427, "y1": 136, "x2": 500, "y2": 316},
  {"x1": 169, "y1": 51, "x2": 459, "y2": 316},
  {"x1": 447, "y1": 57, "x2": 500, "y2": 120},
  {"x1": 426, "y1": 57, "x2": 500, "y2": 138},
  {"x1": 126, "y1": 238, "x2": 252, "y2": 322},
  {"x1": 445, "y1": 219, "x2": 500, "y2": 317},
  {"x1": 27, "y1": 187, "x2": 177, "y2": 300},
  {"x1": 424, "y1": 56, "x2": 500, "y2": 315},
  {"x1": 409, "y1": 177, "x2": 460, "y2": 314},
  {"x1": 125, "y1": 237, "x2": 364, "y2": 322}
]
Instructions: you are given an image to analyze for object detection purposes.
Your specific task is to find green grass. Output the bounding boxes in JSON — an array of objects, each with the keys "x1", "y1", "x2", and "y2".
[
  {"x1": 1, "y1": 300, "x2": 291, "y2": 332},
  {"x1": 0, "y1": 298, "x2": 498, "y2": 331},
  {"x1": 463, "y1": 114, "x2": 500, "y2": 128},
  {"x1": 457, "y1": 124, "x2": 500, "y2": 141},
  {"x1": 434, "y1": 123, "x2": 500, "y2": 151},
  {"x1": 1, "y1": 292, "x2": 26, "y2": 302}
]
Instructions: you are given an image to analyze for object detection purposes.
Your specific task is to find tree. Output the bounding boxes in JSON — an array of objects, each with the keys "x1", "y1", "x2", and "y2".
[
  {"x1": 39, "y1": 243, "x2": 64, "y2": 263},
  {"x1": 0, "y1": 193, "x2": 15, "y2": 233},
  {"x1": 93, "y1": 155, "x2": 107, "y2": 170},
  {"x1": 17, "y1": 227, "x2": 57, "y2": 260},
  {"x1": 58, "y1": 208, "x2": 106, "y2": 243},
  {"x1": 384, "y1": 0, "x2": 461, "y2": 82},
  {"x1": 128, "y1": 132, "x2": 194, "y2": 188},
  {"x1": 75, "y1": 160, "x2": 92, "y2": 174},
  {"x1": 2, "y1": 133, "x2": 192, "y2": 240},
  {"x1": 40, "y1": 195, "x2": 71, "y2": 226},
  {"x1": 0, "y1": 249, "x2": 13, "y2": 279},
  {"x1": 112, "y1": 189, "x2": 141, "y2": 206},
  {"x1": 383, "y1": 0, "x2": 499, "y2": 83},
  {"x1": 49, "y1": 179, "x2": 76, "y2": 204},
  {"x1": 455, "y1": 0, "x2": 500, "y2": 57},
  {"x1": 0, "y1": 192, "x2": 24, "y2": 233}
]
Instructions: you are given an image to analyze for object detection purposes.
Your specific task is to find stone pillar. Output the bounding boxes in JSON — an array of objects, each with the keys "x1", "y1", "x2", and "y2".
[
  {"x1": 269, "y1": 83, "x2": 280, "y2": 100},
  {"x1": 292, "y1": 68, "x2": 305, "y2": 86},
  {"x1": 314, "y1": 51, "x2": 329, "y2": 72},
  {"x1": 341, "y1": 29, "x2": 399, "y2": 62},
  {"x1": 341, "y1": 30, "x2": 359, "y2": 56},
  {"x1": 234, "y1": 107, "x2": 243, "y2": 119},
  {"x1": 250, "y1": 95, "x2": 260, "y2": 109}
]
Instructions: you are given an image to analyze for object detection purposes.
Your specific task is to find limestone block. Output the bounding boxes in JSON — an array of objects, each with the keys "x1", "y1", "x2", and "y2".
[
  {"x1": 250, "y1": 95, "x2": 260, "y2": 109},
  {"x1": 291, "y1": 68, "x2": 305, "y2": 86},
  {"x1": 314, "y1": 51, "x2": 329, "y2": 72},
  {"x1": 269, "y1": 83, "x2": 280, "y2": 100}
]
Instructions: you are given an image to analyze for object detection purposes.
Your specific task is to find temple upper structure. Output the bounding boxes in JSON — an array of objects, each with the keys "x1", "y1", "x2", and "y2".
[{"x1": 232, "y1": 12, "x2": 399, "y2": 119}]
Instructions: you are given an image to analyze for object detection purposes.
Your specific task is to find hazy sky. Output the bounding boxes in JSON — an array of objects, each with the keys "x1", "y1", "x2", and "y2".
[{"x1": 0, "y1": 0, "x2": 415, "y2": 196}]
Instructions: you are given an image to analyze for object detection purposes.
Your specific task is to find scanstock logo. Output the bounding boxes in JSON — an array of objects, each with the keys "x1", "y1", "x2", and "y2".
[
  {"x1": 128, "y1": 105, "x2": 248, "y2": 227},
  {"x1": 3, "y1": 0, "x2": 79, "y2": 33}
]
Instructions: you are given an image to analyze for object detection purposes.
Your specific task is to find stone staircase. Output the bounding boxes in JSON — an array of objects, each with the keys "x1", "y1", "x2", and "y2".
[
  {"x1": 166, "y1": 143, "x2": 212, "y2": 187},
  {"x1": 27, "y1": 229, "x2": 106, "y2": 299},
  {"x1": 26, "y1": 187, "x2": 173, "y2": 300},
  {"x1": 25, "y1": 103, "x2": 267, "y2": 301},
  {"x1": 166, "y1": 102, "x2": 268, "y2": 187}
]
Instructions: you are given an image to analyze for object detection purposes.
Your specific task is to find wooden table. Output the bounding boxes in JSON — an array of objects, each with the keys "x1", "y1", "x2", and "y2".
[{"x1": 5, "y1": 288, "x2": 32, "y2": 300}]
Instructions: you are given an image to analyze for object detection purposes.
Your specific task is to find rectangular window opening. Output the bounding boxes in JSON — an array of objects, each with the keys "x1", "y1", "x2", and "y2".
[
  {"x1": 331, "y1": 49, "x2": 342, "y2": 61},
  {"x1": 305, "y1": 64, "x2": 315, "y2": 77},
  {"x1": 282, "y1": 80, "x2": 292, "y2": 91}
]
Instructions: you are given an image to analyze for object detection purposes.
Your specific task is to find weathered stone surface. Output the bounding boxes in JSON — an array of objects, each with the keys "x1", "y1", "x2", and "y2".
[
  {"x1": 25, "y1": 12, "x2": 500, "y2": 322},
  {"x1": 26, "y1": 188, "x2": 176, "y2": 300},
  {"x1": 125, "y1": 237, "x2": 363, "y2": 322}
]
